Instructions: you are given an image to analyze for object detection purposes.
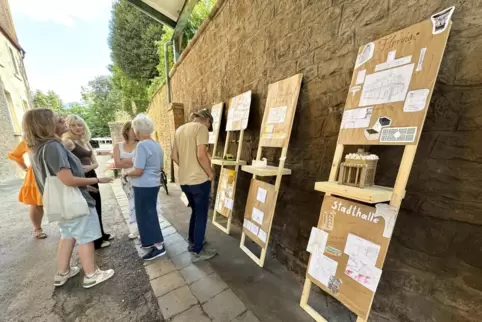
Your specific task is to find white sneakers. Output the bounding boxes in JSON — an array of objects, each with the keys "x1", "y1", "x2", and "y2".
[
  {"x1": 54, "y1": 266, "x2": 115, "y2": 289},
  {"x1": 54, "y1": 266, "x2": 81, "y2": 287},
  {"x1": 82, "y1": 268, "x2": 115, "y2": 289}
]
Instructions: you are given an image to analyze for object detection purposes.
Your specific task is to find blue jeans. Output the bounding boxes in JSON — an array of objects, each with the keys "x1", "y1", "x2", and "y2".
[
  {"x1": 181, "y1": 180, "x2": 211, "y2": 253},
  {"x1": 133, "y1": 186, "x2": 164, "y2": 246}
]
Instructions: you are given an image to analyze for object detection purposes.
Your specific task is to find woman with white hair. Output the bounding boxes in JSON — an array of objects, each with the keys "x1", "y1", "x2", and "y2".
[
  {"x1": 123, "y1": 114, "x2": 165, "y2": 261},
  {"x1": 63, "y1": 115, "x2": 112, "y2": 249}
]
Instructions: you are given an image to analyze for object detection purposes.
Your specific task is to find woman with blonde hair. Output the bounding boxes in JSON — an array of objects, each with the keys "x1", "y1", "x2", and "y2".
[
  {"x1": 24, "y1": 108, "x2": 114, "y2": 288},
  {"x1": 8, "y1": 115, "x2": 69, "y2": 239},
  {"x1": 63, "y1": 115, "x2": 112, "y2": 249}
]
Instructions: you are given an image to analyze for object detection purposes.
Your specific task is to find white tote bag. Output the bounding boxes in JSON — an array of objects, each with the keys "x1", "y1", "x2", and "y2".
[{"x1": 41, "y1": 145, "x2": 90, "y2": 222}]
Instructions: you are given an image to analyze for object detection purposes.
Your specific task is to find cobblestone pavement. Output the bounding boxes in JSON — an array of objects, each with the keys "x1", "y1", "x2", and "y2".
[
  {"x1": 112, "y1": 180, "x2": 261, "y2": 322},
  {"x1": 0, "y1": 157, "x2": 161, "y2": 322}
]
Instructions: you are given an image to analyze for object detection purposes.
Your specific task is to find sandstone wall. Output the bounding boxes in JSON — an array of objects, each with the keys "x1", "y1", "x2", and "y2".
[
  {"x1": 0, "y1": 78, "x2": 19, "y2": 182},
  {"x1": 147, "y1": 86, "x2": 185, "y2": 182},
  {"x1": 162, "y1": 1, "x2": 482, "y2": 321}
]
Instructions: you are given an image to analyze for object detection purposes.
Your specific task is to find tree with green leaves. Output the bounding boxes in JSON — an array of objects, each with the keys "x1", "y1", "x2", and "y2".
[
  {"x1": 81, "y1": 76, "x2": 120, "y2": 137},
  {"x1": 108, "y1": 0, "x2": 163, "y2": 81},
  {"x1": 33, "y1": 89, "x2": 64, "y2": 112}
]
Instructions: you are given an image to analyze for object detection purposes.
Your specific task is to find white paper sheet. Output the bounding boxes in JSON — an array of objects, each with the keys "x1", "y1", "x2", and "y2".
[
  {"x1": 374, "y1": 203, "x2": 398, "y2": 238},
  {"x1": 374, "y1": 55, "x2": 412, "y2": 72},
  {"x1": 208, "y1": 132, "x2": 214, "y2": 144},
  {"x1": 224, "y1": 198, "x2": 234, "y2": 210},
  {"x1": 360, "y1": 64, "x2": 415, "y2": 106},
  {"x1": 380, "y1": 126, "x2": 417, "y2": 143},
  {"x1": 307, "y1": 227, "x2": 329, "y2": 254},
  {"x1": 257, "y1": 187, "x2": 267, "y2": 203},
  {"x1": 252, "y1": 207, "x2": 264, "y2": 225},
  {"x1": 308, "y1": 252, "x2": 338, "y2": 287},
  {"x1": 265, "y1": 124, "x2": 274, "y2": 133},
  {"x1": 355, "y1": 70, "x2": 366, "y2": 84},
  {"x1": 345, "y1": 256, "x2": 382, "y2": 292},
  {"x1": 355, "y1": 42, "x2": 375, "y2": 68},
  {"x1": 267, "y1": 106, "x2": 288, "y2": 124},
  {"x1": 249, "y1": 221, "x2": 259, "y2": 236},
  {"x1": 387, "y1": 50, "x2": 396, "y2": 62},
  {"x1": 341, "y1": 107, "x2": 373, "y2": 129},
  {"x1": 403, "y1": 89, "x2": 429, "y2": 112},
  {"x1": 226, "y1": 92, "x2": 251, "y2": 131},
  {"x1": 416, "y1": 48, "x2": 427, "y2": 72},
  {"x1": 258, "y1": 229, "x2": 267, "y2": 243},
  {"x1": 344, "y1": 233, "x2": 380, "y2": 266}
]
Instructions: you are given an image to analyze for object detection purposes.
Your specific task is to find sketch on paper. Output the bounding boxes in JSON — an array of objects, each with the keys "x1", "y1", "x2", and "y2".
[
  {"x1": 416, "y1": 48, "x2": 427, "y2": 72},
  {"x1": 226, "y1": 92, "x2": 251, "y2": 131},
  {"x1": 374, "y1": 203, "x2": 398, "y2": 238},
  {"x1": 307, "y1": 227, "x2": 328, "y2": 254},
  {"x1": 356, "y1": 70, "x2": 366, "y2": 85},
  {"x1": 252, "y1": 207, "x2": 264, "y2": 225},
  {"x1": 431, "y1": 6, "x2": 455, "y2": 35},
  {"x1": 403, "y1": 89, "x2": 430, "y2": 112},
  {"x1": 320, "y1": 210, "x2": 336, "y2": 231},
  {"x1": 258, "y1": 229, "x2": 267, "y2": 243},
  {"x1": 257, "y1": 187, "x2": 267, "y2": 203},
  {"x1": 243, "y1": 219, "x2": 260, "y2": 237},
  {"x1": 209, "y1": 105, "x2": 223, "y2": 144},
  {"x1": 359, "y1": 64, "x2": 415, "y2": 106},
  {"x1": 328, "y1": 276, "x2": 342, "y2": 295},
  {"x1": 374, "y1": 55, "x2": 412, "y2": 72},
  {"x1": 267, "y1": 106, "x2": 288, "y2": 124},
  {"x1": 308, "y1": 252, "x2": 338, "y2": 287},
  {"x1": 365, "y1": 116, "x2": 392, "y2": 141},
  {"x1": 224, "y1": 198, "x2": 234, "y2": 210},
  {"x1": 345, "y1": 256, "x2": 382, "y2": 292},
  {"x1": 380, "y1": 126, "x2": 417, "y2": 143},
  {"x1": 341, "y1": 107, "x2": 373, "y2": 129},
  {"x1": 355, "y1": 42, "x2": 375, "y2": 68},
  {"x1": 344, "y1": 233, "x2": 380, "y2": 266}
]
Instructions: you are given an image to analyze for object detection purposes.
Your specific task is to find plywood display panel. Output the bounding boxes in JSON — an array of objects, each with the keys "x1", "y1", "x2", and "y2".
[
  {"x1": 214, "y1": 168, "x2": 237, "y2": 218},
  {"x1": 259, "y1": 74, "x2": 303, "y2": 148},
  {"x1": 209, "y1": 102, "x2": 224, "y2": 144},
  {"x1": 307, "y1": 196, "x2": 392, "y2": 320},
  {"x1": 338, "y1": 9, "x2": 453, "y2": 146},
  {"x1": 226, "y1": 90, "x2": 251, "y2": 131},
  {"x1": 242, "y1": 179, "x2": 277, "y2": 248}
]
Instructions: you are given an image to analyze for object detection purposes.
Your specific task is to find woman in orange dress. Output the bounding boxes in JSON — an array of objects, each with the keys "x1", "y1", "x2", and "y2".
[{"x1": 8, "y1": 140, "x2": 47, "y2": 239}]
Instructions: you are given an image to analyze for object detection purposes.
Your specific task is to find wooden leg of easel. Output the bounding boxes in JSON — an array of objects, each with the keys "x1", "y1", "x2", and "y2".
[
  {"x1": 299, "y1": 278, "x2": 328, "y2": 322},
  {"x1": 226, "y1": 215, "x2": 232, "y2": 234},
  {"x1": 212, "y1": 211, "x2": 230, "y2": 234},
  {"x1": 240, "y1": 232, "x2": 264, "y2": 267},
  {"x1": 355, "y1": 318, "x2": 367, "y2": 322},
  {"x1": 259, "y1": 246, "x2": 267, "y2": 267}
]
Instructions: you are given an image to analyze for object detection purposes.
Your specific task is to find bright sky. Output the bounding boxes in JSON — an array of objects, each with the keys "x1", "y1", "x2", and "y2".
[{"x1": 9, "y1": 0, "x2": 114, "y2": 103}]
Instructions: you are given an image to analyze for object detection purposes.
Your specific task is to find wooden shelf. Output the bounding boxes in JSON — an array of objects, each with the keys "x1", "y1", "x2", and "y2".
[
  {"x1": 211, "y1": 159, "x2": 247, "y2": 166},
  {"x1": 314, "y1": 181, "x2": 401, "y2": 204},
  {"x1": 241, "y1": 165, "x2": 292, "y2": 177}
]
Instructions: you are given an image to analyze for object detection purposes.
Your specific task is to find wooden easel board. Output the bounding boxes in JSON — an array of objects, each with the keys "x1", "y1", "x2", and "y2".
[
  {"x1": 209, "y1": 102, "x2": 224, "y2": 144},
  {"x1": 214, "y1": 168, "x2": 237, "y2": 218},
  {"x1": 226, "y1": 90, "x2": 251, "y2": 131},
  {"x1": 338, "y1": 9, "x2": 453, "y2": 146},
  {"x1": 259, "y1": 74, "x2": 303, "y2": 148},
  {"x1": 306, "y1": 195, "x2": 392, "y2": 320},
  {"x1": 242, "y1": 179, "x2": 276, "y2": 248}
]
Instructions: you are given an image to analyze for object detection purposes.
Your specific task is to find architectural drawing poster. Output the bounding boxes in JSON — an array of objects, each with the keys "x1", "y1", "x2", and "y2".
[
  {"x1": 338, "y1": 15, "x2": 452, "y2": 146},
  {"x1": 307, "y1": 195, "x2": 393, "y2": 319}
]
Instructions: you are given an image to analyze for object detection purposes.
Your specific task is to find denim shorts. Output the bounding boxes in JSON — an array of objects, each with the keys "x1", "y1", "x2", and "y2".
[{"x1": 57, "y1": 207, "x2": 102, "y2": 244}]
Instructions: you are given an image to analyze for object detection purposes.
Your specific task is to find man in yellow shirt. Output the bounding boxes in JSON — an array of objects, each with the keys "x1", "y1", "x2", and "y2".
[{"x1": 172, "y1": 109, "x2": 216, "y2": 262}]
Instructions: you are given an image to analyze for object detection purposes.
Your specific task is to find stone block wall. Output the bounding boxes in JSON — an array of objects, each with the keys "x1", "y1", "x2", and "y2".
[
  {"x1": 157, "y1": 0, "x2": 482, "y2": 320},
  {"x1": 147, "y1": 86, "x2": 185, "y2": 182},
  {"x1": 0, "y1": 78, "x2": 19, "y2": 182}
]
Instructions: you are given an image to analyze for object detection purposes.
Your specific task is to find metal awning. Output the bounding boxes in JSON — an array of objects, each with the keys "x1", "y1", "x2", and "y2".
[
  {"x1": 127, "y1": 0, "x2": 200, "y2": 59},
  {"x1": 127, "y1": 0, "x2": 188, "y2": 29}
]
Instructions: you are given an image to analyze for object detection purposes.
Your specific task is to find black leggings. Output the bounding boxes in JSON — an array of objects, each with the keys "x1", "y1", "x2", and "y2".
[{"x1": 85, "y1": 170, "x2": 108, "y2": 248}]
